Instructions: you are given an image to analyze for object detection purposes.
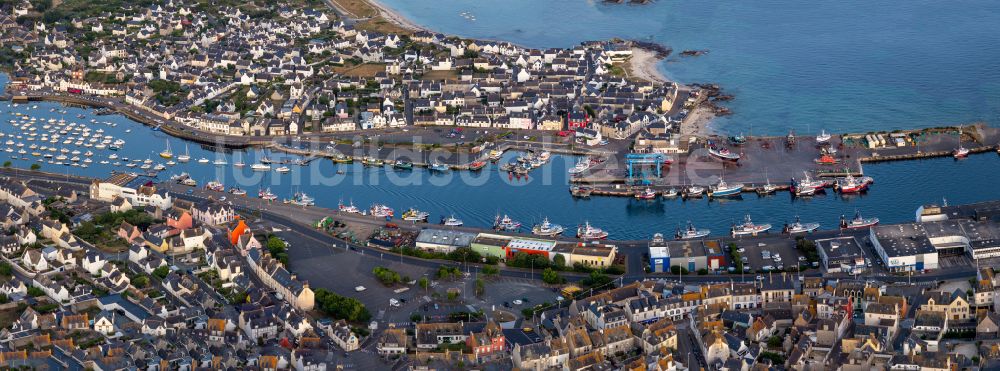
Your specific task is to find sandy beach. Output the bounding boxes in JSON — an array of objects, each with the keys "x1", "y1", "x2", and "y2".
[
  {"x1": 364, "y1": 0, "x2": 429, "y2": 33},
  {"x1": 628, "y1": 48, "x2": 669, "y2": 84},
  {"x1": 680, "y1": 106, "x2": 717, "y2": 137}
]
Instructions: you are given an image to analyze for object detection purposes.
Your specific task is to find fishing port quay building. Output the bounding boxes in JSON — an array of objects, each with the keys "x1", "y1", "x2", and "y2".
[
  {"x1": 871, "y1": 205, "x2": 1000, "y2": 272},
  {"x1": 422, "y1": 230, "x2": 618, "y2": 266}
]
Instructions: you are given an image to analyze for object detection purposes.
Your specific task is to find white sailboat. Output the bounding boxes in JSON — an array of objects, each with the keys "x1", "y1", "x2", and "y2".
[{"x1": 177, "y1": 144, "x2": 191, "y2": 163}]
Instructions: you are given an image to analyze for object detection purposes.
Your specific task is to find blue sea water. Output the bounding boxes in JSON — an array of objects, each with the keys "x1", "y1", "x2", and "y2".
[
  {"x1": 377, "y1": 0, "x2": 1000, "y2": 135},
  {"x1": 2, "y1": 88, "x2": 998, "y2": 240}
]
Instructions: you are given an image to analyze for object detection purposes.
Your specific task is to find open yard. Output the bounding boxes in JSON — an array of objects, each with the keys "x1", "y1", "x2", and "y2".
[
  {"x1": 332, "y1": 63, "x2": 388, "y2": 78},
  {"x1": 421, "y1": 70, "x2": 460, "y2": 81}
]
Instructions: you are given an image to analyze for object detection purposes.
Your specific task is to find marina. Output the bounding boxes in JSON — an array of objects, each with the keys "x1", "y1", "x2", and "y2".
[{"x1": 2, "y1": 83, "x2": 1000, "y2": 240}]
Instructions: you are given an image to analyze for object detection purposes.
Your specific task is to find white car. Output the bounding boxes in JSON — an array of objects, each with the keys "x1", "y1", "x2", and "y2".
[
  {"x1": 354, "y1": 286, "x2": 366, "y2": 292},
  {"x1": 512, "y1": 299, "x2": 523, "y2": 305}
]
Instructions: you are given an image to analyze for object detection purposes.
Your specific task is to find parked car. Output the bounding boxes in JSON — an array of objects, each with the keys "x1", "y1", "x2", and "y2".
[{"x1": 355, "y1": 286, "x2": 366, "y2": 292}]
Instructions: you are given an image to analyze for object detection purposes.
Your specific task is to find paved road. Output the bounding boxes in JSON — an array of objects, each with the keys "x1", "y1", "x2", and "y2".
[{"x1": 0, "y1": 168, "x2": 980, "y2": 287}]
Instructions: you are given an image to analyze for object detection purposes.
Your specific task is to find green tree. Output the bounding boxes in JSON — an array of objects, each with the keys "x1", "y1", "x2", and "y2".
[
  {"x1": 152, "y1": 266, "x2": 169, "y2": 279},
  {"x1": 581, "y1": 271, "x2": 612, "y2": 288},
  {"x1": 541, "y1": 268, "x2": 564, "y2": 284},
  {"x1": 552, "y1": 253, "x2": 566, "y2": 269},
  {"x1": 418, "y1": 277, "x2": 429, "y2": 290},
  {"x1": 481, "y1": 265, "x2": 499, "y2": 277},
  {"x1": 436, "y1": 266, "x2": 461, "y2": 280},
  {"x1": 132, "y1": 276, "x2": 149, "y2": 288},
  {"x1": 372, "y1": 266, "x2": 401, "y2": 286},
  {"x1": 28, "y1": 286, "x2": 45, "y2": 297},
  {"x1": 474, "y1": 279, "x2": 485, "y2": 297},
  {"x1": 2, "y1": 161, "x2": 9, "y2": 167},
  {"x1": 266, "y1": 236, "x2": 289, "y2": 266},
  {"x1": 0, "y1": 262, "x2": 11, "y2": 276},
  {"x1": 315, "y1": 288, "x2": 371, "y2": 322},
  {"x1": 30, "y1": 163, "x2": 41, "y2": 170}
]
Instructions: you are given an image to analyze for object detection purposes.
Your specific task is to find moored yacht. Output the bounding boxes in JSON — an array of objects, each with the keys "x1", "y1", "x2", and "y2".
[
  {"x1": 676, "y1": 222, "x2": 711, "y2": 240},
  {"x1": 493, "y1": 214, "x2": 522, "y2": 232},
  {"x1": 577, "y1": 221, "x2": 609, "y2": 240},
  {"x1": 783, "y1": 216, "x2": 820, "y2": 234},
  {"x1": 440, "y1": 215, "x2": 464, "y2": 226},
  {"x1": 731, "y1": 215, "x2": 772, "y2": 237},
  {"x1": 532, "y1": 218, "x2": 565, "y2": 237},
  {"x1": 402, "y1": 208, "x2": 430, "y2": 222},
  {"x1": 840, "y1": 211, "x2": 879, "y2": 229}
]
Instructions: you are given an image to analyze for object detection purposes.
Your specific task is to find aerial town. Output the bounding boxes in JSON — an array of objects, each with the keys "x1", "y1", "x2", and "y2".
[{"x1": 1, "y1": 0, "x2": 1000, "y2": 370}]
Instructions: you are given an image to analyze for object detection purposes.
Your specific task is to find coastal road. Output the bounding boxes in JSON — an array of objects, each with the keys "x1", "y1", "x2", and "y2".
[{"x1": 2, "y1": 168, "x2": 982, "y2": 287}]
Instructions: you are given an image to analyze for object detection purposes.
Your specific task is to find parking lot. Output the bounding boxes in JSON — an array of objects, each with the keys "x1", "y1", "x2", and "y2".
[
  {"x1": 473, "y1": 278, "x2": 564, "y2": 313},
  {"x1": 730, "y1": 236, "x2": 806, "y2": 273}
]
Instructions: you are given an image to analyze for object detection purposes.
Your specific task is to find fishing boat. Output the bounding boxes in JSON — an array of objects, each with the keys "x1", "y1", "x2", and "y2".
[
  {"x1": 576, "y1": 222, "x2": 609, "y2": 240},
  {"x1": 332, "y1": 154, "x2": 352, "y2": 163},
  {"x1": 159, "y1": 140, "x2": 173, "y2": 159},
  {"x1": 370, "y1": 204, "x2": 394, "y2": 218},
  {"x1": 814, "y1": 153, "x2": 840, "y2": 165},
  {"x1": 402, "y1": 208, "x2": 430, "y2": 222},
  {"x1": 532, "y1": 218, "x2": 565, "y2": 237},
  {"x1": 816, "y1": 129, "x2": 832, "y2": 144},
  {"x1": 177, "y1": 144, "x2": 190, "y2": 163},
  {"x1": 685, "y1": 185, "x2": 706, "y2": 198},
  {"x1": 709, "y1": 178, "x2": 743, "y2": 198},
  {"x1": 285, "y1": 192, "x2": 315, "y2": 206},
  {"x1": 538, "y1": 151, "x2": 552, "y2": 162},
  {"x1": 251, "y1": 163, "x2": 271, "y2": 171},
  {"x1": 440, "y1": 215, "x2": 464, "y2": 226},
  {"x1": 634, "y1": 188, "x2": 657, "y2": 200},
  {"x1": 835, "y1": 175, "x2": 873, "y2": 194},
  {"x1": 229, "y1": 187, "x2": 247, "y2": 196},
  {"x1": 488, "y1": 149, "x2": 503, "y2": 161},
  {"x1": 493, "y1": 214, "x2": 522, "y2": 232},
  {"x1": 258, "y1": 188, "x2": 278, "y2": 201},
  {"x1": 568, "y1": 159, "x2": 591, "y2": 175},
  {"x1": 953, "y1": 146, "x2": 970, "y2": 159},
  {"x1": 260, "y1": 156, "x2": 273, "y2": 164},
  {"x1": 708, "y1": 146, "x2": 741, "y2": 162},
  {"x1": 362, "y1": 157, "x2": 384, "y2": 167},
  {"x1": 790, "y1": 173, "x2": 826, "y2": 196},
  {"x1": 675, "y1": 222, "x2": 711, "y2": 239},
  {"x1": 731, "y1": 215, "x2": 772, "y2": 237},
  {"x1": 338, "y1": 201, "x2": 362, "y2": 214},
  {"x1": 954, "y1": 126, "x2": 969, "y2": 158},
  {"x1": 661, "y1": 188, "x2": 679, "y2": 198},
  {"x1": 392, "y1": 160, "x2": 413, "y2": 170},
  {"x1": 429, "y1": 162, "x2": 450, "y2": 172},
  {"x1": 274, "y1": 166, "x2": 291, "y2": 173},
  {"x1": 728, "y1": 133, "x2": 747, "y2": 146},
  {"x1": 756, "y1": 178, "x2": 778, "y2": 195},
  {"x1": 181, "y1": 178, "x2": 197, "y2": 187},
  {"x1": 841, "y1": 211, "x2": 879, "y2": 229},
  {"x1": 205, "y1": 181, "x2": 225, "y2": 192},
  {"x1": 783, "y1": 217, "x2": 820, "y2": 234},
  {"x1": 570, "y1": 185, "x2": 593, "y2": 198},
  {"x1": 468, "y1": 161, "x2": 487, "y2": 171}
]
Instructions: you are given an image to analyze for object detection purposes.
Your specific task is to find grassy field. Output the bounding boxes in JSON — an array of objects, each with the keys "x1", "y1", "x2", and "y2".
[
  {"x1": 0, "y1": 306, "x2": 20, "y2": 329},
  {"x1": 331, "y1": 0, "x2": 378, "y2": 18},
  {"x1": 332, "y1": 63, "x2": 387, "y2": 77},
  {"x1": 421, "y1": 70, "x2": 459, "y2": 81}
]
